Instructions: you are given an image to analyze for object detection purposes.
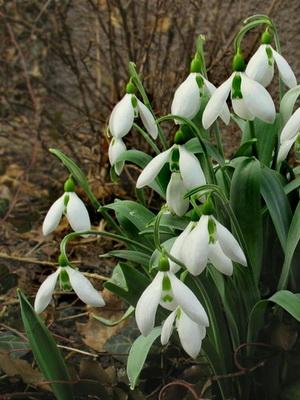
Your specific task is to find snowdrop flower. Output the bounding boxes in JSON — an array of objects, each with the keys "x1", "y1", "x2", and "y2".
[
  {"x1": 170, "y1": 214, "x2": 247, "y2": 276},
  {"x1": 136, "y1": 145, "x2": 206, "y2": 215},
  {"x1": 202, "y1": 51, "x2": 276, "y2": 129},
  {"x1": 135, "y1": 261, "x2": 209, "y2": 337},
  {"x1": 108, "y1": 137, "x2": 126, "y2": 176},
  {"x1": 34, "y1": 264, "x2": 105, "y2": 313},
  {"x1": 42, "y1": 178, "x2": 91, "y2": 235},
  {"x1": 246, "y1": 30, "x2": 297, "y2": 89},
  {"x1": 278, "y1": 108, "x2": 300, "y2": 162},
  {"x1": 108, "y1": 83, "x2": 158, "y2": 140},
  {"x1": 171, "y1": 71, "x2": 230, "y2": 125},
  {"x1": 161, "y1": 306, "x2": 206, "y2": 359}
]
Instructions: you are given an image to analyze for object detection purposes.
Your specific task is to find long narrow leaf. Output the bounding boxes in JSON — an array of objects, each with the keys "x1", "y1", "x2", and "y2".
[{"x1": 18, "y1": 290, "x2": 74, "y2": 400}]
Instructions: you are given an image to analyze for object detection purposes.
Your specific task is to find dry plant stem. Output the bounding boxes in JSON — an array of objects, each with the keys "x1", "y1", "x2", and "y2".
[{"x1": 159, "y1": 380, "x2": 204, "y2": 400}]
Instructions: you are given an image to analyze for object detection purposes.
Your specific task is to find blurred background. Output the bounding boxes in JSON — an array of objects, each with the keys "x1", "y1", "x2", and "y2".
[{"x1": 0, "y1": 0, "x2": 299, "y2": 397}]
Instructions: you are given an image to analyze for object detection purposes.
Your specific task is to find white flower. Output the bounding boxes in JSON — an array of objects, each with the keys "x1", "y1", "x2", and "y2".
[
  {"x1": 136, "y1": 145, "x2": 205, "y2": 209},
  {"x1": 109, "y1": 94, "x2": 158, "y2": 139},
  {"x1": 34, "y1": 266, "x2": 105, "y2": 313},
  {"x1": 246, "y1": 44, "x2": 297, "y2": 89},
  {"x1": 278, "y1": 107, "x2": 300, "y2": 162},
  {"x1": 108, "y1": 137, "x2": 126, "y2": 175},
  {"x1": 202, "y1": 72, "x2": 276, "y2": 129},
  {"x1": 135, "y1": 270, "x2": 209, "y2": 337},
  {"x1": 171, "y1": 73, "x2": 230, "y2": 125},
  {"x1": 170, "y1": 215, "x2": 247, "y2": 276},
  {"x1": 161, "y1": 307, "x2": 206, "y2": 359},
  {"x1": 42, "y1": 192, "x2": 91, "y2": 235},
  {"x1": 166, "y1": 172, "x2": 189, "y2": 217}
]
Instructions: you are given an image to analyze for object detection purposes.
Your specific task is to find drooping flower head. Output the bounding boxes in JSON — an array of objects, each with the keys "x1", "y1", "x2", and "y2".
[
  {"x1": 34, "y1": 255, "x2": 105, "y2": 314},
  {"x1": 136, "y1": 142, "x2": 206, "y2": 216},
  {"x1": 169, "y1": 200, "x2": 247, "y2": 276},
  {"x1": 171, "y1": 55, "x2": 230, "y2": 125},
  {"x1": 42, "y1": 177, "x2": 91, "y2": 235},
  {"x1": 246, "y1": 29, "x2": 297, "y2": 89},
  {"x1": 202, "y1": 49, "x2": 276, "y2": 129},
  {"x1": 277, "y1": 107, "x2": 300, "y2": 163}
]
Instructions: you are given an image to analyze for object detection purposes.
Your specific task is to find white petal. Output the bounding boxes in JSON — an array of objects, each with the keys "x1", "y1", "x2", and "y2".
[
  {"x1": 280, "y1": 108, "x2": 300, "y2": 142},
  {"x1": 137, "y1": 99, "x2": 158, "y2": 139},
  {"x1": 178, "y1": 145, "x2": 206, "y2": 190},
  {"x1": 231, "y1": 97, "x2": 254, "y2": 120},
  {"x1": 42, "y1": 195, "x2": 64, "y2": 235},
  {"x1": 273, "y1": 49, "x2": 297, "y2": 89},
  {"x1": 208, "y1": 242, "x2": 233, "y2": 275},
  {"x1": 215, "y1": 219, "x2": 247, "y2": 266},
  {"x1": 34, "y1": 268, "x2": 60, "y2": 313},
  {"x1": 182, "y1": 216, "x2": 209, "y2": 276},
  {"x1": 241, "y1": 73, "x2": 276, "y2": 124},
  {"x1": 108, "y1": 94, "x2": 134, "y2": 138},
  {"x1": 203, "y1": 78, "x2": 230, "y2": 125},
  {"x1": 65, "y1": 267, "x2": 105, "y2": 307},
  {"x1": 202, "y1": 74, "x2": 234, "y2": 129},
  {"x1": 169, "y1": 222, "x2": 194, "y2": 273},
  {"x1": 66, "y1": 192, "x2": 91, "y2": 232},
  {"x1": 177, "y1": 311, "x2": 205, "y2": 359},
  {"x1": 136, "y1": 147, "x2": 172, "y2": 188},
  {"x1": 168, "y1": 272, "x2": 209, "y2": 327},
  {"x1": 161, "y1": 310, "x2": 176, "y2": 345},
  {"x1": 108, "y1": 138, "x2": 126, "y2": 176},
  {"x1": 166, "y1": 172, "x2": 189, "y2": 217},
  {"x1": 135, "y1": 272, "x2": 163, "y2": 336},
  {"x1": 171, "y1": 73, "x2": 201, "y2": 123},
  {"x1": 245, "y1": 45, "x2": 274, "y2": 87},
  {"x1": 277, "y1": 139, "x2": 295, "y2": 162}
]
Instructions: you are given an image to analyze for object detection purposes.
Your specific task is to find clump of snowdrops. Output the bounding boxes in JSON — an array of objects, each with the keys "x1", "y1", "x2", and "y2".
[{"x1": 19, "y1": 14, "x2": 300, "y2": 400}]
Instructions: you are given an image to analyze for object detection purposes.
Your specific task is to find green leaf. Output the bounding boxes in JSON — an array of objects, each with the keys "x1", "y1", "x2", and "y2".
[
  {"x1": 230, "y1": 158, "x2": 262, "y2": 281},
  {"x1": 115, "y1": 149, "x2": 169, "y2": 198},
  {"x1": 0, "y1": 332, "x2": 29, "y2": 359},
  {"x1": 104, "y1": 263, "x2": 150, "y2": 305},
  {"x1": 233, "y1": 139, "x2": 257, "y2": 158},
  {"x1": 278, "y1": 202, "x2": 300, "y2": 289},
  {"x1": 93, "y1": 306, "x2": 134, "y2": 326},
  {"x1": 100, "y1": 250, "x2": 150, "y2": 266},
  {"x1": 18, "y1": 290, "x2": 74, "y2": 400},
  {"x1": 248, "y1": 290, "x2": 300, "y2": 343},
  {"x1": 127, "y1": 327, "x2": 162, "y2": 389},
  {"x1": 284, "y1": 177, "x2": 300, "y2": 195},
  {"x1": 50, "y1": 148, "x2": 99, "y2": 209},
  {"x1": 260, "y1": 167, "x2": 292, "y2": 250}
]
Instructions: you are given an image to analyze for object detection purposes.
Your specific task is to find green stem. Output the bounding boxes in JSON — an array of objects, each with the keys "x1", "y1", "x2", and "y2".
[
  {"x1": 212, "y1": 121, "x2": 225, "y2": 159},
  {"x1": 133, "y1": 123, "x2": 160, "y2": 154},
  {"x1": 60, "y1": 230, "x2": 153, "y2": 265},
  {"x1": 248, "y1": 120, "x2": 257, "y2": 157}
]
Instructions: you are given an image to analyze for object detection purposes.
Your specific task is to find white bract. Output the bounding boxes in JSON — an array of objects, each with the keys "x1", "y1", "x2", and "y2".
[
  {"x1": 135, "y1": 270, "x2": 209, "y2": 337},
  {"x1": 108, "y1": 137, "x2": 126, "y2": 176},
  {"x1": 42, "y1": 192, "x2": 91, "y2": 235},
  {"x1": 171, "y1": 72, "x2": 230, "y2": 125},
  {"x1": 161, "y1": 307, "x2": 206, "y2": 359},
  {"x1": 136, "y1": 145, "x2": 206, "y2": 216},
  {"x1": 278, "y1": 107, "x2": 300, "y2": 162},
  {"x1": 202, "y1": 72, "x2": 276, "y2": 129},
  {"x1": 109, "y1": 93, "x2": 158, "y2": 140},
  {"x1": 34, "y1": 266, "x2": 105, "y2": 313},
  {"x1": 169, "y1": 215, "x2": 247, "y2": 275},
  {"x1": 246, "y1": 44, "x2": 297, "y2": 89}
]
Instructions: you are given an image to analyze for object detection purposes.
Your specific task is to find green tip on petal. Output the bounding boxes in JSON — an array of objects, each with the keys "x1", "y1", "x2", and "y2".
[
  {"x1": 64, "y1": 177, "x2": 75, "y2": 192},
  {"x1": 59, "y1": 267, "x2": 71, "y2": 291},
  {"x1": 232, "y1": 50, "x2": 245, "y2": 72}
]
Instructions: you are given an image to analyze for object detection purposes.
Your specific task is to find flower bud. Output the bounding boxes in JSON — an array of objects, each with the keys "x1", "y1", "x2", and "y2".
[
  {"x1": 261, "y1": 29, "x2": 272, "y2": 45},
  {"x1": 64, "y1": 177, "x2": 75, "y2": 192},
  {"x1": 232, "y1": 50, "x2": 245, "y2": 72},
  {"x1": 158, "y1": 255, "x2": 170, "y2": 271}
]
